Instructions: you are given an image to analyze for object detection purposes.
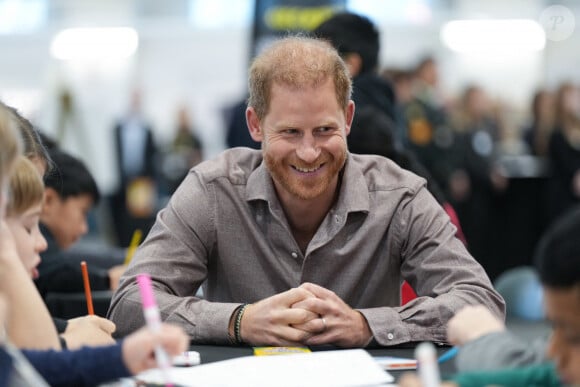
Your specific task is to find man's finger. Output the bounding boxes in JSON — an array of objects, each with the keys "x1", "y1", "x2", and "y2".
[
  {"x1": 278, "y1": 286, "x2": 317, "y2": 306},
  {"x1": 298, "y1": 282, "x2": 335, "y2": 299}
]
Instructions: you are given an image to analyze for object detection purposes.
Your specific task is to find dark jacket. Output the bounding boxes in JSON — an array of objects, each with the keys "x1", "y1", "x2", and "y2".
[
  {"x1": 352, "y1": 72, "x2": 397, "y2": 124},
  {"x1": 113, "y1": 119, "x2": 157, "y2": 188},
  {"x1": 34, "y1": 224, "x2": 123, "y2": 298},
  {"x1": 23, "y1": 342, "x2": 130, "y2": 387}
]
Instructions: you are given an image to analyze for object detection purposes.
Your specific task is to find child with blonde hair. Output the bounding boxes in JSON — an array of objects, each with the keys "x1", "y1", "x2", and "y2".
[
  {"x1": 2, "y1": 100, "x2": 120, "y2": 350},
  {"x1": 0, "y1": 103, "x2": 188, "y2": 386},
  {"x1": 5, "y1": 156, "x2": 47, "y2": 280},
  {"x1": 0, "y1": 108, "x2": 60, "y2": 351}
]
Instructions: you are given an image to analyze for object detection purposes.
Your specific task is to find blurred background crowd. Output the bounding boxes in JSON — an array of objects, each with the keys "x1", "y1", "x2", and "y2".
[{"x1": 1, "y1": 0, "x2": 580, "y2": 283}]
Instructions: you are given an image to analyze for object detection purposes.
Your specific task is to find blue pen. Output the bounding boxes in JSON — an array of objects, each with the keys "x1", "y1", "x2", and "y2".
[{"x1": 438, "y1": 347, "x2": 458, "y2": 363}]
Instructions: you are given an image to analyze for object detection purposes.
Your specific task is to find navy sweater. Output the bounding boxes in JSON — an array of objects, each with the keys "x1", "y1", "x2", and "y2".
[{"x1": 22, "y1": 341, "x2": 130, "y2": 387}]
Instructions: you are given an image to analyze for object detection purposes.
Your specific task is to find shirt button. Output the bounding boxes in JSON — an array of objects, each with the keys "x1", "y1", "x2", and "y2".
[
  {"x1": 335, "y1": 215, "x2": 341, "y2": 223},
  {"x1": 291, "y1": 252, "x2": 298, "y2": 259},
  {"x1": 387, "y1": 333, "x2": 394, "y2": 340}
]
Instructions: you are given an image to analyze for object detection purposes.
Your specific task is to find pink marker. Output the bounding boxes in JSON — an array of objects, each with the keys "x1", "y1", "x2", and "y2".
[{"x1": 137, "y1": 274, "x2": 173, "y2": 387}]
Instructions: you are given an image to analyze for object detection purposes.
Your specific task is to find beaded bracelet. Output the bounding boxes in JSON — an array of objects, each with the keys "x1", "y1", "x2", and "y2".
[
  {"x1": 234, "y1": 303, "x2": 249, "y2": 345},
  {"x1": 228, "y1": 305, "x2": 242, "y2": 345}
]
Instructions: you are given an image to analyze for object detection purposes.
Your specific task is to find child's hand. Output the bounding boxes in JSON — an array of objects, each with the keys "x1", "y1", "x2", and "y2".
[
  {"x1": 122, "y1": 323, "x2": 188, "y2": 375},
  {"x1": 61, "y1": 315, "x2": 116, "y2": 349},
  {"x1": 447, "y1": 305, "x2": 505, "y2": 345}
]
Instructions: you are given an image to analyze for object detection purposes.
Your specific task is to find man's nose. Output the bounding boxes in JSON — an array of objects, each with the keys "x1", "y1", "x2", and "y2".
[{"x1": 296, "y1": 134, "x2": 321, "y2": 163}]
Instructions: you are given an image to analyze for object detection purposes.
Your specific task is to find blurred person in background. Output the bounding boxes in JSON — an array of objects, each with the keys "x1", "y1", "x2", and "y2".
[
  {"x1": 447, "y1": 85, "x2": 510, "y2": 279},
  {"x1": 413, "y1": 56, "x2": 448, "y2": 114},
  {"x1": 383, "y1": 68, "x2": 416, "y2": 146},
  {"x1": 403, "y1": 56, "x2": 458, "y2": 196},
  {"x1": 448, "y1": 85, "x2": 508, "y2": 202},
  {"x1": 523, "y1": 88, "x2": 555, "y2": 157},
  {"x1": 160, "y1": 105, "x2": 204, "y2": 195},
  {"x1": 224, "y1": 93, "x2": 261, "y2": 150},
  {"x1": 111, "y1": 89, "x2": 159, "y2": 247},
  {"x1": 546, "y1": 82, "x2": 580, "y2": 224},
  {"x1": 313, "y1": 12, "x2": 398, "y2": 143}
]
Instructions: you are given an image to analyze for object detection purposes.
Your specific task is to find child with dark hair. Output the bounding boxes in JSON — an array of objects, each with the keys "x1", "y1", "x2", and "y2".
[
  {"x1": 36, "y1": 149, "x2": 126, "y2": 302},
  {"x1": 43, "y1": 149, "x2": 100, "y2": 218},
  {"x1": 314, "y1": 12, "x2": 397, "y2": 129},
  {"x1": 401, "y1": 205, "x2": 580, "y2": 386}
]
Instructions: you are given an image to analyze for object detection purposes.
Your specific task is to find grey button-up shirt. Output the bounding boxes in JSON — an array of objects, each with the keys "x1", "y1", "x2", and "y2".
[{"x1": 108, "y1": 148, "x2": 505, "y2": 345}]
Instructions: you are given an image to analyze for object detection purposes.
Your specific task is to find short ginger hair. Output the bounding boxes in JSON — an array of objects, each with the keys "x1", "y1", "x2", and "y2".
[{"x1": 248, "y1": 35, "x2": 352, "y2": 120}]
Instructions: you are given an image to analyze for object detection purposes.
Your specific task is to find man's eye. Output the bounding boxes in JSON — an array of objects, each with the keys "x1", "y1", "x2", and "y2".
[{"x1": 316, "y1": 127, "x2": 333, "y2": 134}]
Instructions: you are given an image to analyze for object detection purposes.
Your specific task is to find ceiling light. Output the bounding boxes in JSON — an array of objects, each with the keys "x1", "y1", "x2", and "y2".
[
  {"x1": 440, "y1": 19, "x2": 546, "y2": 53},
  {"x1": 50, "y1": 27, "x2": 138, "y2": 60}
]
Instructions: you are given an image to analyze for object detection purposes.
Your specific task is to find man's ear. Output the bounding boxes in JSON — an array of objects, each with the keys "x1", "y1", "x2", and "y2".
[
  {"x1": 42, "y1": 188, "x2": 59, "y2": 216},
  {"x1": 246, "y1": 107, "x2": 264, "y2": 142},
  {"x1": 344, "y1": 100, "x2": 355, "y2": 137}
]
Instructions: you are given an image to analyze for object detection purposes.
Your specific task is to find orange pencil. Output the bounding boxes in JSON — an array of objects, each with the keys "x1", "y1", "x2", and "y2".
[{"x1": 80, "y1": 261, "x2": 94, "y2": 315}]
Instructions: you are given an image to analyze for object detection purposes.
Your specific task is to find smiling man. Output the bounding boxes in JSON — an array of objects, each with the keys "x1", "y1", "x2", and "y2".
[{"x1": 109, "y1": 36, "x2": 504, "y2": 347}]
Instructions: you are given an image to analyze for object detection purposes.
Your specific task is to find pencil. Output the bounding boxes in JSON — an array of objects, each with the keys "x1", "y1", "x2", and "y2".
[
  {"x1": 80, "y1": 261, "x2": 94, "y2": 315},
  {"x1": 437, "y1": 346, "x2": 458, "y2": 363},
  {"x1": 124, "y1": 229, "x2": 143, "y2": 265}
]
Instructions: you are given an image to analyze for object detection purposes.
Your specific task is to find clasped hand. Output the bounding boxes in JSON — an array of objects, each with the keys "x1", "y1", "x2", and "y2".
[{"x1": 240, "y1": 282, "x2": 372, "y2": 348}]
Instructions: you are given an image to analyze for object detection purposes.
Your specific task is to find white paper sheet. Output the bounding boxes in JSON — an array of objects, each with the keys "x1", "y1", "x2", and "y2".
[{"x1": 134, "y1": 349, "x2": 395, "y2": 386}]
